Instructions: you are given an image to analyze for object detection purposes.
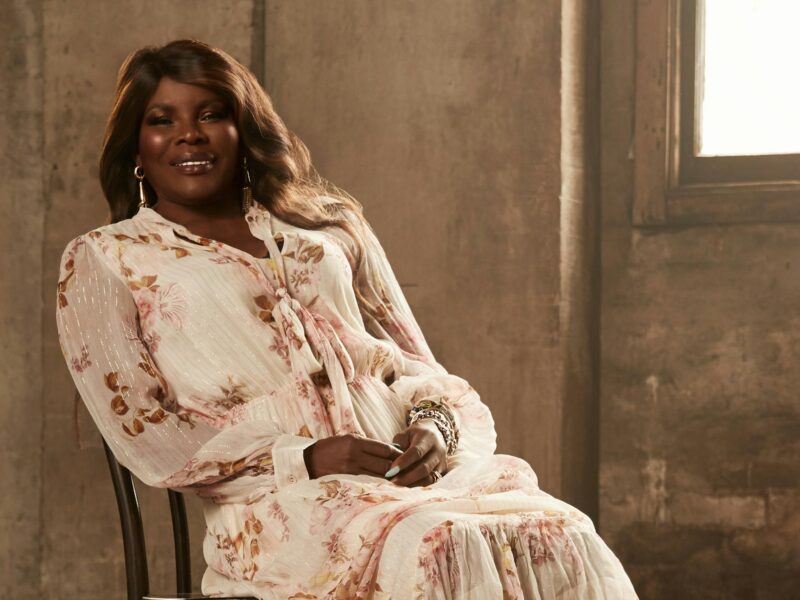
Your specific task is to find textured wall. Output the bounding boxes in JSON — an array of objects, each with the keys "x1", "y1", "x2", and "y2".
[
  {"x1": 4, "y1": 0, "x2": 600, "y2": 597},
  {"x1": 1, "y1": 3, "x2": 44, "y2": 599},
  {"x1": 600, "y1": 1, "x2": 800, "y2": 598},
  {"x1": 36, "y1": 2, "x2": 254, "y2": 598},
  {"x1": 560, "y1": 0, "x2": 601, "y2": 520},
  {"x1": 263, "y1": 0, "x2": 567, "y2": 494}
]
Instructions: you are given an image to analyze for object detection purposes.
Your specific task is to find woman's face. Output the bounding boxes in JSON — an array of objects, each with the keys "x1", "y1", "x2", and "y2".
[{"x1": 137, "y1": 77, "x2": 240, "y2": 209}]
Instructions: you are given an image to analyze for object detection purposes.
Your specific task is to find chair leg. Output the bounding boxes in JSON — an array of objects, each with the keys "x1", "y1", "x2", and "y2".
[
  {"x1": 168, "y1": 489, "x2": 192, "y2": 595},
  {"x1": 104, "y1": 441, "x2": 150, "y2": 600}
]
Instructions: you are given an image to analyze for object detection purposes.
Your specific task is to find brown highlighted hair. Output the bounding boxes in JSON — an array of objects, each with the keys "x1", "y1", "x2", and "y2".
[
  {"x1": 99, "y1": 38, "x2": 370, "y2": 279},
  {"x1": 74, "y1": 40, "x2": 409, "y2": 437}
]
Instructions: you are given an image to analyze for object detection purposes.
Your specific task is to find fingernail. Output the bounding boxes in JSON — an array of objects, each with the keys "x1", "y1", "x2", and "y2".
[
  {"x1": 391, "y1": 442, "x2": 403, "y2": 449},
  {"x1": 385, "y1": 466, "x2": 400, "y2": 478}
]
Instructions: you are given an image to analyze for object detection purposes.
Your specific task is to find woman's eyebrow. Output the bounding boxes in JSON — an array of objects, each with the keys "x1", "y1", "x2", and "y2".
[{"x1": 144, "y1": 99, "x2": 224, "y2": 114}]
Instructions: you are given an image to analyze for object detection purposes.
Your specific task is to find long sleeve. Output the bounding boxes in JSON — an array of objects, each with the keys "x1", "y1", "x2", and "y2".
[
  {"x1": 332, "y1": 205, "x2": 498, "y2": 469},
  {"x1": 55, "y1": 234, "x2": 312, "y2": 498}
]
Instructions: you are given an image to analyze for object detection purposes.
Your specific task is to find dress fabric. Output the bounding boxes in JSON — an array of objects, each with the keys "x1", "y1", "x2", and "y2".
[{"x1": 56, "y1": 198, "x2": 637, "y2": 599}]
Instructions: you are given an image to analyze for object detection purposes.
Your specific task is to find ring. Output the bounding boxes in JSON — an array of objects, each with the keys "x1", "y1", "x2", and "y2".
[{"x1": 430, "y1": 470, "x2": 442, "y2": 482}]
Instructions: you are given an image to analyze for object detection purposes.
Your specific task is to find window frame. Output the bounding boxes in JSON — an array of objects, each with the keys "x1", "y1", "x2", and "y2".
[{"x1": 633, "y1": 0, "x2": 800, "y2": 226}]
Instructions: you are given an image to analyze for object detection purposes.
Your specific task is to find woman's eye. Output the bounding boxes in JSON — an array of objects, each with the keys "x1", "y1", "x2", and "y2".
[
  {"x1": 148, "y1": 116, "x2": 170, "y2": 125},
  {"x1": 201, "y1": 112, "x2": 223, "y2": 121}
]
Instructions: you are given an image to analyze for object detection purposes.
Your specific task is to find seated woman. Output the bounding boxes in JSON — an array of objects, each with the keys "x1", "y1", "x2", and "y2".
[{"x1": 56, "y1": 39, "x2": 637, "y2": 599}]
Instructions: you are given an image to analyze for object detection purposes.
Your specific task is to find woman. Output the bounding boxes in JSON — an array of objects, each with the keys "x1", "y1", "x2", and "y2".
[{"x1": 56, "y1": 40, "x2": 636, "y2": 599}]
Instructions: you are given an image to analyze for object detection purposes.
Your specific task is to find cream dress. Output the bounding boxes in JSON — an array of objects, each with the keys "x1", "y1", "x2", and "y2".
[{"x1": 56, "y1": 198, "x2": 637, "y2": 599}]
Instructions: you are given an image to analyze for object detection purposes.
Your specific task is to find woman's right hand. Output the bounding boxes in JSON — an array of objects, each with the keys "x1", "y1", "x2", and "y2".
[{"x1": 303, "y1": 434, "x2": 403, "y2": 479}]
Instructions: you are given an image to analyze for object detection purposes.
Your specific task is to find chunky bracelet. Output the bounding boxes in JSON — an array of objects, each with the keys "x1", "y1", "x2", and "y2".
[
  {"x1": 407, "y1": 402, "x2": 460, "y2": 456},
  {"x1": 407, "y1": 399, "x2": 458, "y2": 433},
  {"x1": 409, "y1": 410, "x2": 458, "y2": 455}
]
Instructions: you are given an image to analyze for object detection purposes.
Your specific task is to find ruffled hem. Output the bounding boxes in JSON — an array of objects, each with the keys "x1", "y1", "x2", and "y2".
[
  {"x1": 385, "y1": 512, "x2": 637, "y2": 599},
  {"x1": 200, "y1": 456, "x2": 637, "y2": 600}
]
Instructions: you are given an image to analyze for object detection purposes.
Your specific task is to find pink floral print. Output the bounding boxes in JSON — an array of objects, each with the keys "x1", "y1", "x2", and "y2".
[
  {"x1": 69, "y1": 343, "x2": 92, "y2": 373},
  {"x1": 56, "y1": 200, "x2": 637, "y2": 599}
]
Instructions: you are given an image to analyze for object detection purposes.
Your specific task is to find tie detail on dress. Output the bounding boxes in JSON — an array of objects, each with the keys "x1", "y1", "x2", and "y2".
[{"x1": 257, "y1": 206, "x2": 363, "y2": 438}]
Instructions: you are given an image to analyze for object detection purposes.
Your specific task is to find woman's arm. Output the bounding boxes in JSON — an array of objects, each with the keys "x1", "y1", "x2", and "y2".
[
  {"x1": 56, "y1": 234, "x2": 311, "y2": 498},
  {"x1": 333, "y1": 204, "x2": 498, "y2": 470}
]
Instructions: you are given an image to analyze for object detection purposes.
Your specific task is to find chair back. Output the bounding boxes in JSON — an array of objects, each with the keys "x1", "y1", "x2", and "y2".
[{"x1": 103, "y1": 442, "x2": 192, "y2": 600}]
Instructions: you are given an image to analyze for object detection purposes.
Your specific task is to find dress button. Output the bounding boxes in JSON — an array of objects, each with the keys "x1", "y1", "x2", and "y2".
[{"x1": 288, "y1": 475, "x2": 296, "y2": 483}]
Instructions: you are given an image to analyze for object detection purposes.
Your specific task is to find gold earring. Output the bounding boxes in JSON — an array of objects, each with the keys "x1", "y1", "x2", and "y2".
[
  {"x1": 241, "y1": 156, "x2": 254, "y2": 214},
  {"x1": 134, "y1": 165, "x2": 147, "y2": 208}
]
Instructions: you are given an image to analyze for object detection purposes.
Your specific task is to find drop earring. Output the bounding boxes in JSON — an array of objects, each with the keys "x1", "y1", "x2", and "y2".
[
  {"x1": 241, "y1": 155, "x2": 254, "y2": 215},
  {"x1": 134, "y1": 165, "x2": 148, "y2": 208}
]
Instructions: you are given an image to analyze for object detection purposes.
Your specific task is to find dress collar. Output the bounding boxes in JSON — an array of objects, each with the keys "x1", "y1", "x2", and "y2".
[{"x1": 134, "y1": 200, "x2": 279, "y2": 242}]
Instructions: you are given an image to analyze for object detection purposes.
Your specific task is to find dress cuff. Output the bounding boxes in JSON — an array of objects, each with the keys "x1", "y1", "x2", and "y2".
[{"x1": 272, "y1": 434, "x2": 317, "y2": 489}]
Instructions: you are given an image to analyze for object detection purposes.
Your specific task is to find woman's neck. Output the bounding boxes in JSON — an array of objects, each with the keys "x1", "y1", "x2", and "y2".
[{"x1": 152, "y1": 193, "x2": 243, "y2": 232}]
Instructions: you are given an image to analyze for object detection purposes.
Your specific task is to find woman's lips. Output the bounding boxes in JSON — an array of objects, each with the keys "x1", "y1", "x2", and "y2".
[
  {"x1": 170, "y1": 152, "x2": 216, "y2": 175},
  {"x1": 172, "y1": 159, "x2": 214, "y2": 175}
]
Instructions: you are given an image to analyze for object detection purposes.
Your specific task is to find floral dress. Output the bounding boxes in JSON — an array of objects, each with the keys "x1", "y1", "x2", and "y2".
[{"x1": 56, "y1": 198, "x2": 637, "y2": 599}]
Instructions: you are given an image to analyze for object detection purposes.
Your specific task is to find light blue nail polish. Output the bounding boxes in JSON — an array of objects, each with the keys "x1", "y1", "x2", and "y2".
[{"x1": 385, "y1": 466, "x2": 400, "y2": 478}]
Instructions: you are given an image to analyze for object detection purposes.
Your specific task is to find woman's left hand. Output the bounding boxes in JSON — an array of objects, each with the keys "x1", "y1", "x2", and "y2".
[{"x1": 386, "y1": 420, "x2": 448, "y2": 487}]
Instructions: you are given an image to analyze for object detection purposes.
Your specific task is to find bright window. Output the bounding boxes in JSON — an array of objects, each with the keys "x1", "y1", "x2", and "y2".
[
  {"x1": 699, "y1": 0, "x2": 800, "y2": 156},
  {"x1": 632, "y1": 0, "x2": 800, "y2": 226}
]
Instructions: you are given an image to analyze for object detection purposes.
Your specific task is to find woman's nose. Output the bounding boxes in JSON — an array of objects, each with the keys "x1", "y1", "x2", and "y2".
[{"x1": 177, "y1": 121, "x2": 207, "y2": 144}]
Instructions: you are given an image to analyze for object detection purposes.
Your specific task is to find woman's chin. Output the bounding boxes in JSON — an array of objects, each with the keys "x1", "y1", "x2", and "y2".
[{"x1": 157, "y1": 189, "x2": 237, "y2": 209}]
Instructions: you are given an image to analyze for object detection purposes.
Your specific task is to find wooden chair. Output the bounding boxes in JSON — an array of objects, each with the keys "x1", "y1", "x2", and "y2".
[{"x1": 103, "y1": 442, "x2": 257, "y2": 600}]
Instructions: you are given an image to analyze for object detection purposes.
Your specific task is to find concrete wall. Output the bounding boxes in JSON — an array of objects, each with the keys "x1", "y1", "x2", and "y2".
[
  {"x1": 4, "y1": 1, "x2": 255, "y2": 597},
  {"x1": 263, "y1": 0, "x2": 570, "y2": 496},
  {"x1": 1, "y1": 3, "x2": 45, "y2": 599},
  {"x1": 600, "y1": 1, "x2": 800, "y2": 598},
  {"x1": 560, "y1": 0, "x2": 601, "y2": 520},
  {"x1": 4, "y1": 0, "x2": 599, "y2": 597}
]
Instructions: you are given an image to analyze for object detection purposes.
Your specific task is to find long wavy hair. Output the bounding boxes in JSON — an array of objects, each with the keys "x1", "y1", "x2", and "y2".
[
  {"x1": 73, "y1": 40, "x2": 395, "y2": 441},
  {"x1": 99, "y1": 39, "x2": 376, "y2": 297}
]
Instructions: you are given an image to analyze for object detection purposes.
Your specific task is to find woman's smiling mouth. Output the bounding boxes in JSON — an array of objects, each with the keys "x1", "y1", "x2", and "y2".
[{"x1": 171, "y1": 153, "x2": 216, "y2": 175}]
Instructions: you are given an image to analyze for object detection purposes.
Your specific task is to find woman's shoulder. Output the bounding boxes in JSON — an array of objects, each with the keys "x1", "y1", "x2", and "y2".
[
  {"x1": 58, "y1": 215, "x2": 153, "y2": 280},
  {"x1": 62, "y1": 212, "x2": 160, "y2": 255},
  {"x1": 65, "y1": 215, "x2": 131, "y2": 242}
]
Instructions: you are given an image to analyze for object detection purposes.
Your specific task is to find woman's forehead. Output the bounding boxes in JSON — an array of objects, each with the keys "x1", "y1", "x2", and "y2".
[{"x1": 144, "y1": 77, "x2": 224, "y2": 112}]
